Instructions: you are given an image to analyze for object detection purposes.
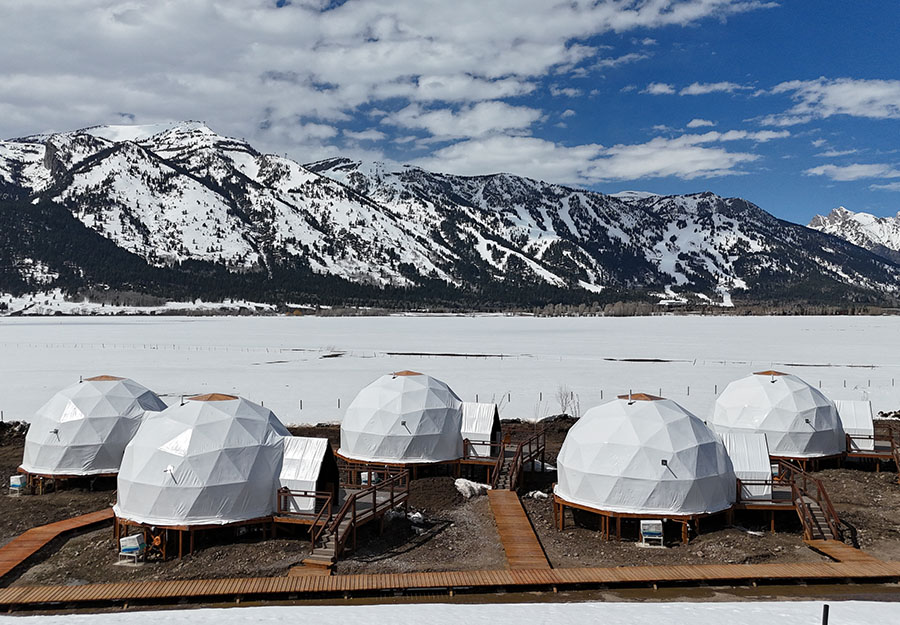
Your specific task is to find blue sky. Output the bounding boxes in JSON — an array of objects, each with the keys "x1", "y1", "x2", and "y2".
[{"x1": 2, "y1": 1, "x2": 899, "y2": 224}]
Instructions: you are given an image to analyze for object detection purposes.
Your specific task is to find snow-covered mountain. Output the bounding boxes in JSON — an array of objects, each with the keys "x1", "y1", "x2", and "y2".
[
  {"x1": 1, "y1": 121, "x2": 899, "y2": 307},
  {"x1": 307, "y1": 158, "x2": 900, "y2": 303},
  {"x1": 809, "y1": 207, "x2": 900, "y2": 264}
]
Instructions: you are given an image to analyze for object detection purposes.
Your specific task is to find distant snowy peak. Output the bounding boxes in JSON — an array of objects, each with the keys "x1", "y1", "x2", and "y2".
[{"x1": 809, "y1": 206, "x2": 900, "y2": 261}]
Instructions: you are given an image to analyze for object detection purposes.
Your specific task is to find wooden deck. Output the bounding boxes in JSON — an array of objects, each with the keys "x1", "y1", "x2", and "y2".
[
  {"x1": 3, "y1": 560, "x2": 900, "y2": 609},
  {"x1": 487, "y1": 490, "x2": 550, "y2": 569},
  {"x1": 0, "y1": 508, "x2": 114, "y2": 581},
  {"x1": 804, "y1": 539, "x2": 884, "y2": 564}
]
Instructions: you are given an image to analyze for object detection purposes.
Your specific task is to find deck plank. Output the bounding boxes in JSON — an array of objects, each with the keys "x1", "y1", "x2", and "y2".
[
  {"x1": 0, "y1": 509, "x2": 114, "y2": 583},
  {"x1": 487, "y1": 490, "x2": 550, "y2": 570}
]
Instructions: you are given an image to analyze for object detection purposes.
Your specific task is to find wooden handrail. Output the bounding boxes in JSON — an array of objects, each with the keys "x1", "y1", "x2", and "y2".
[
  {"x1": 276, "y1": 488, "x2": 334, "y2": 515},
  {"x1": 462, "y1": 438, "x2": 504, "y2": 460},
  {"x1": 735, "y1": 460, "x2": 844, "y2": 541},
  {"x1": 498, "y1": 428, "x2": 547, "y2": 491},
  {"x1": 309, "y1": 494, "x2": 333, "y2": 548},
  {"x1": 778, "y1": 460, "x2": 843, "y2": 541},
  {"x1": 490, "y1": 447, "x2": 506, "y2": 489},
  {"x1": 329, "y1": 470, "x2": 409, "y2": 558}
]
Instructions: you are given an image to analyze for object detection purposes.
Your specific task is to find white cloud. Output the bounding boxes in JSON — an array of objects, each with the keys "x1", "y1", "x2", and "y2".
[
  {"x1": 594, "y1": 52, "x2": 650, "y2": 70},
  {"x1": 815, "y1": 149, "x2": 858, "y2": 158},
  {"x1": 686, "y1": 118, "x2": 716, "y2": 128},
  {"x1": 561, "y1": 109, "x2": 576, "y2": 118},
  {"x1": 684, "y1": 129, "x2": 790, "y2": 143},
  {"x1": 679, "y1": 81, "x2": 751, "y2": 95},
  {"x1": 550, "y1": 85, "x2": 582, "y2": 97},
  {"x1": 871, "y1": 182, "x2": 900, "y2": 191},
  {"x1": 763, "y1": 77, "x2": 900, "y2": 126},
  {"x1": 643, "y1": 82, "x2": 676, "y2": 95},
  {"x1": 412, "y1": 127, "x2": 785, "y2": 184},
  {"x1": 382, "y1": 102, "x2": 542, "y2": 140},
  {"x1": 343, "y1": 129, "x2": 387, "y2": 141},
  {"x1": 0, "y1": 0, "x2": 777, "y2": 159},
  {"x1": 811, "y1": 138, "x2": 827, "y2": 148},
  {"x1": 804, "y1": 162, "x2": 900, "y2": 182}
]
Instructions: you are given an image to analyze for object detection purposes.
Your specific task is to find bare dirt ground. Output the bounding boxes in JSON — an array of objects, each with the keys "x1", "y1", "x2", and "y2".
[
  {"x1": 814, "y1": 467, "x2": 900, "y2": 560},
  {"x1": 3, "y1": 418, "x2": 900, "y2": 588},
  {"x1": 335, "y1": 476, "x2": 507, "y2": 574}
]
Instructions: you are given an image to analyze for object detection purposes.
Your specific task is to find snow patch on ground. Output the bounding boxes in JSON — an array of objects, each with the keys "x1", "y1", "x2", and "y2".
[
  {"x1": 0, "y1": 600, "x2": 885, "y2": 625},
  {"x1": 455, "y1": 478, "x2": 491, "y2": 499}
]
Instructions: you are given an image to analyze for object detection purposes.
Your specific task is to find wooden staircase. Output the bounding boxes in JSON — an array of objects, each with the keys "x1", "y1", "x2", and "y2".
[
  {"x1": 795, "y1": 495, "x2": 839, "y2": 540},
  {"x1": 782, "y1": 461, "x2": 853, "y2": 547},
  {"x1": 492, "y1": 444, "x2": 519, "y2": 490},
  {"x1": 284, "y1": 468, "x2": 411, "y2": 576},
  {"x1": 490, "y1": 429, "x2": 547, "y2": 492},
  {"x1": 299, "y1": 526, "x2": 340, "y2": 573}
]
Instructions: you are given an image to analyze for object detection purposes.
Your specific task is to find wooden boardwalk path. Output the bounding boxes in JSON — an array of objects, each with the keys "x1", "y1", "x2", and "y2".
[
  {"x1": 487, "y1": 490, "x2": 550, "y2": 569},
  {"x1": 0, "y1": 508, "x2": 114, "y2": 581},
  {"x1": 3, "y1": 560, "x2": 900, "y2": 609},
  {"x1": 804, "y1": 539, "x2": 884, "y2": 564}
]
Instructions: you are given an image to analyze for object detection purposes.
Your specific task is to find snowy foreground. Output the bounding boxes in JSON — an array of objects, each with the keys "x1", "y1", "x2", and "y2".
[
  {"x1": 0, "y1": 315, "x2": 898, "y2": 424},
  {"x1": 0, "y1": 601, "x2": 879, "y2": 624}
]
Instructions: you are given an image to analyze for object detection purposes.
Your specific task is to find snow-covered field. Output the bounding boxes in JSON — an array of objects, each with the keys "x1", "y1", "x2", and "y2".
[
  {"x1": 0, "y1": 315, "x2": 898, "y2": 424},
  {"x1": 0, "y1": 600, "x2": 880, "y2": 624}
]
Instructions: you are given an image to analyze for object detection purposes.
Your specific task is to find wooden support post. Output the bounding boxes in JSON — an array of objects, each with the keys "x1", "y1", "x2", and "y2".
[
  {"x1": 616, "y1": 516, "x2": 621, "y2": 541},
  {"x1": 770, "y1": 511, "x2": 775, "y2": 534},
  {"x1": 179, "y1": 529, "x2": 183, "y2": 560},
  {"x1": 190, "y1": 528, "x2": 194, "y2": 555},
  {"x1": 681, "y1": 522, "x2": 688, "y2": 544}
]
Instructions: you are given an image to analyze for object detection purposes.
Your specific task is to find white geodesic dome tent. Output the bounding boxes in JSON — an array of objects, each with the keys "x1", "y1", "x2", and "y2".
[
  {"x1": 711, "y1": 371, "x2": 845, "y2": 459},
  {"x1": 554, "y1": 395, "x2": 736, "y2": 516},
  {"x1": 21, "y1": 375, "x2": 167, "y2": 477},
  {"x1": 114, "y1": 394, "x2": 290, "y2": 526},
  {"x1": 339, "y1": 371, "x2": 463, "y2": 464}
]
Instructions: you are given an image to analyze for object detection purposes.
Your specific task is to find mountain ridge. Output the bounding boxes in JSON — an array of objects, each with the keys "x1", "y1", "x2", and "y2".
[{"x1": 1, "y1": 121, "x2": 898, "y2": 309}]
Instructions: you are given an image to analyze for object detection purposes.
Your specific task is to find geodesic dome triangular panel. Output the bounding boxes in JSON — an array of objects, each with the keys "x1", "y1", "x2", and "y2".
[
  {"x1": 113, "y1": 395, "x2": 290, "y2": 526},
  {"x1": 338, "y1": 372, "x2": 463, "y2": 463},
  {"x1": 21, "y1": 376, "x2": 167, "y2": 476},
  {"x1": 711, "y1": 372, "x2": 844, "y2": 458},
  {"x1": 554, "y1": 397, "x2": 736, "y2": 516}
]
